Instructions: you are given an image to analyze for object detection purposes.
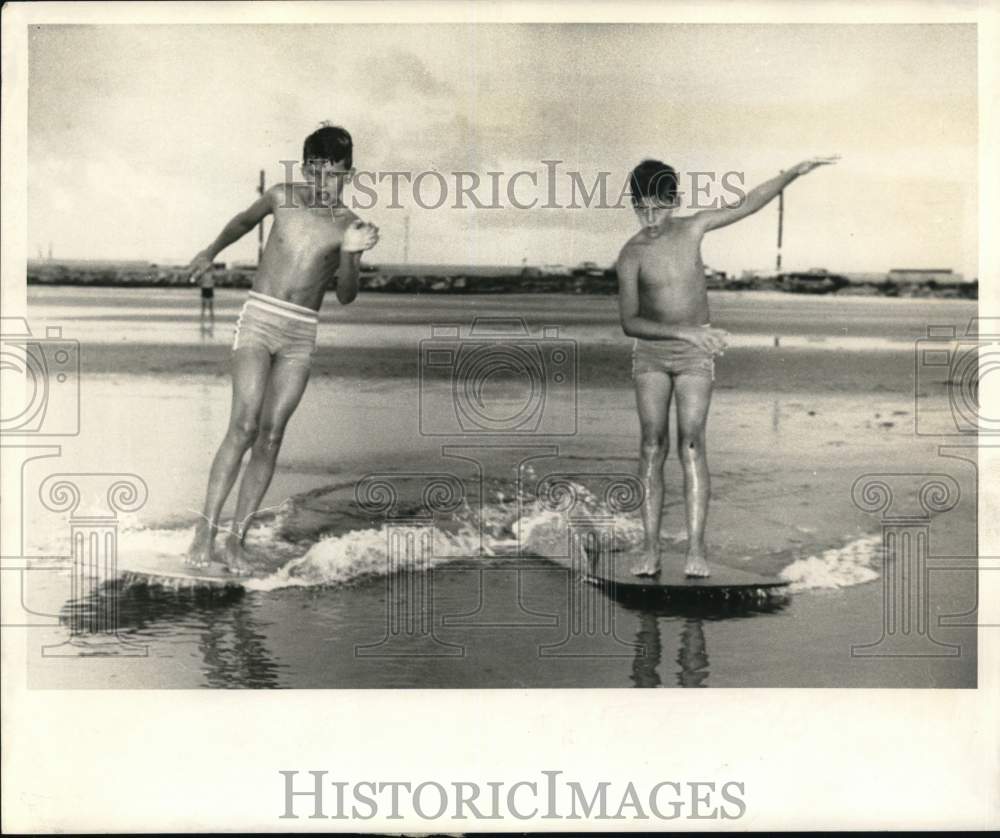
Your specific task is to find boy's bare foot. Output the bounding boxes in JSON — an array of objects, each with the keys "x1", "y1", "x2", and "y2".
[
  {"x1": 684, "y1": 548, "x2": 711, "y2": 578},
  {"x1": 630, "y1": 549, "x2": 661, "y2": 577},
  {"x1": 222, "y1": 532, "x2": 252, "y2": 576},
  {"x1": 185, "y1": 522, "x2": 215, "y2": 568}
]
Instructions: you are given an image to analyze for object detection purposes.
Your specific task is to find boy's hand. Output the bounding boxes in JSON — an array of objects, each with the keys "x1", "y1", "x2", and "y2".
[
  {"x1": 188, "y1": 251, "x2": 213, "y2": 283},
  {"x1": 343, "y1": 221, "x2": 380, "y2": 253},
  {"x1": 791, "y1": 156, "x2": 840, "y2": 176},
  {"x1": 677, "y1": 326, "x2": 729, "y2": 355}
]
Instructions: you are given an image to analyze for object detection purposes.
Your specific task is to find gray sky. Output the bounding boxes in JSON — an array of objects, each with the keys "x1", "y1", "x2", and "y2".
[{"x1": 28, "y1": 23, "x2": 977, "y2": 276}]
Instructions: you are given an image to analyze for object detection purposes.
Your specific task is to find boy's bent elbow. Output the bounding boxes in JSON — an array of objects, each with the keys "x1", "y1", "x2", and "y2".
[{"x1": 228, "y1": 218, "x2": 255, "y2": 238}]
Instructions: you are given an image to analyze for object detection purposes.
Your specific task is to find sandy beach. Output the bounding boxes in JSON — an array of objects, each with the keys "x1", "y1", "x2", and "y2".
[{"x1": 18, "y1": 287, "x2": 978, "y2": 688}]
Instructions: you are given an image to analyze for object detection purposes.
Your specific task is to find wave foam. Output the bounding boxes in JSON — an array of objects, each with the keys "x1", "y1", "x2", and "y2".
[
  {"x1": 246, "y1": 524, "x2": 489, "y2": 591},
  {"x1": 779, "y1": 535, "x2": 882, "y2": 592},
  {"x1": 54, "y1": 478, "x2": 884, "y2": 595}
]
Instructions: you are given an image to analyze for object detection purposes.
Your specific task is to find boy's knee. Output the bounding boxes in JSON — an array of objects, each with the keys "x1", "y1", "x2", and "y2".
[
  {"x1": 640, "y1": 432, "x2": 668, "y2": 458},
  {"x1": 678, "y1": 432, "x2": 705, "y2": 457},
  {"x1": 256, "y1": 423, "x2": 284, "y2": 451},
  {"x1": 230, "y1": 416, "x2": 258, "y2": 445}
]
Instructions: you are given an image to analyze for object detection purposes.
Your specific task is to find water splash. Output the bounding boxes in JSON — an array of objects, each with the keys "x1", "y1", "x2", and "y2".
[
  {"x1": 779, "y1": 535, "x2": 882, "y2": 592},
  {"x1": 246, "y1": 524, "x2": 489, "y2": 592},
  {"x1": 247, "y1": 481, "x2": 647, "y2": 591},
  {"x1": 66, "y1": 478, "x2": 883, "y2": 594}
]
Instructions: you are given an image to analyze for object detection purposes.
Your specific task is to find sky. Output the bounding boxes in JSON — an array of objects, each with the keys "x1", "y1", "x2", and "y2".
[{"x1": 27, "y1": 23, "x2": 978, "y2": 276}]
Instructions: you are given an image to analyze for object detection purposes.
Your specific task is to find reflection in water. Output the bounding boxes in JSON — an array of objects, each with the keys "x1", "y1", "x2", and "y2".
[
  {"x1": 62, "y1": 585, "x2": 283, "y2": 688},
  {"x1": 196, "y1": 597, "x2": 280, "y2": 688},
  {"x1": 199, "y1": 303, "x2": 215, "y2": 338},
  {"x1": 628, "y1": 597, "x2": 789, "y2": 688},
  {"x1": 630, "y1": 613, "x2": 709, "y2": 687},
  {"x1": 677, "y1": 619, "x2": 708, "y2": 687},
  {"x1": 631, "y1": 612, "x2": 662, "y2": 687}
]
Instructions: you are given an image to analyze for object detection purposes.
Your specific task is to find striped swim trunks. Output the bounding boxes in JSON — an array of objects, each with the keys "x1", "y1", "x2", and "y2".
[{"x1": 232, "y1": 291, "x2": 319, "y2": 367}]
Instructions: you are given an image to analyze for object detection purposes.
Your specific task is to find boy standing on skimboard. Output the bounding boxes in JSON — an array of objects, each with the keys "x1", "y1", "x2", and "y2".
[
  {"x1": 616, "y1": 157, "x2": 837, "y2": 577},
  {"x1": 186, "y1": 123, "x2": 379, "y2": 573}
]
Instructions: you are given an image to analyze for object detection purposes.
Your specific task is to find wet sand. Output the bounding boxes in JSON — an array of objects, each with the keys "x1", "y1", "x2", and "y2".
[
  {"x1": 20, "y1": 288, "x2": 979, "y2": 688},
  {"x1": 40, "y1": 286, "x2": 971, "y2": 394},
  {"x1": 78, "y1": 341, "x2": 923, "y2": 395}
]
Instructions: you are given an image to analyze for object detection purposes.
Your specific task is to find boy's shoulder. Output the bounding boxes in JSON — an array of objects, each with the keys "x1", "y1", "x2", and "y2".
[
  {"x1": 267, "y1": 181, "x2": 306, "y2": 205},
  {"x1": 265, "y1": 184, "x2": 360, "y2": 225},
  {"x1": 619, "y1": 231, "x2": 646, "y2": 256},
  {"x1": 620, "y1": 216, "x2": 703, "y2": 250}
]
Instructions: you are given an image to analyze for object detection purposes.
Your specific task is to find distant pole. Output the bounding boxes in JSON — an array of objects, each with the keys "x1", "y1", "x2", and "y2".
[
  {"x1": 257, "y1": 169, "x2": 265, "y2": 265},
  {"x1": 403, "y1": 214, "x2": 410, "y2": 264},
  {"x1": 776, "y1": 175, "x2": 784, "y2": 273},
  {"x1": 48, "y1": 242, "x2": 53, "y2": 261}
]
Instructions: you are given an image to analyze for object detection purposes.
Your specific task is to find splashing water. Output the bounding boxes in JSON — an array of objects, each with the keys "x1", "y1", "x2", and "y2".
[
  {"x1": 46, "y1": 476, "x2": 883, "y2": 594},
  {"x1": 248, "y1": 480, "x2": 646, "y2": 591},
  {"x1": 779, "y1": 535, "x2": 883, "y2": 592},
  {"x1": 246, "y1": 523, "x2": 490, "y2": 591}
]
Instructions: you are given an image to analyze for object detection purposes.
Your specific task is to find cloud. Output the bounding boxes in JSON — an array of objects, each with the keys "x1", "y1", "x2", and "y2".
[
  {"x1": 359, "y1": 49, "x2": 452, "y2": 102},
  {"x1": 24, "y1": 23, "x2": 977, "y2": 276}
]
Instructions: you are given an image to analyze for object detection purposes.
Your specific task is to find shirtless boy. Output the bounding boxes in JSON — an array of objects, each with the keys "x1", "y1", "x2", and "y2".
[
  {"x1": 616, "y1": 156, "x2": 837, "y2": 577},
  {"x1": 186, "y1": 123, "x2": 379, "y2": 572}
]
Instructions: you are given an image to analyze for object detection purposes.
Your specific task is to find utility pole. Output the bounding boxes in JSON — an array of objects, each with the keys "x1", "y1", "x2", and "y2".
[
  {"x1": 257, "y1": 169, "x2": 266, "y2": 265},
  {"x1": 775, "y1": 174, "x2": 784, "y2": 273},
  {"x1": 403, "y1": 214, "x2": 410, "y2": 264}
]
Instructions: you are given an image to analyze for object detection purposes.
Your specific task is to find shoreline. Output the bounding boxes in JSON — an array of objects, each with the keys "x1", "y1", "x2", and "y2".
[
  {"x1": 27, "y1": 262, "x2": 977, "y2": 300},
  {"x1": 75, "y1": 342, "x2": 920, "y2": 393},
  {"x1": 27, "y1": 276, "x2": 978, "y2": 300}
]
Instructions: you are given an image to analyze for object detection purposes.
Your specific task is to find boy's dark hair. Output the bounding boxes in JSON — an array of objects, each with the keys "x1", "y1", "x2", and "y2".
[
  {"x1": 629, "y1": 159, "x2": 678, "y2": 206},
  {"x1": 303, "y1": 122, "x2": 353, "y2": 168}
]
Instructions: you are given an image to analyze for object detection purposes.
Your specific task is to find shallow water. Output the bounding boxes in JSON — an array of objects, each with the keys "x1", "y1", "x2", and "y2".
[
  {"x1": 25, "y1": 555, "x2": 977, "y2": 688},
  {"x1": 15, "y1": 289, "x2": 980, "y2": 688}
]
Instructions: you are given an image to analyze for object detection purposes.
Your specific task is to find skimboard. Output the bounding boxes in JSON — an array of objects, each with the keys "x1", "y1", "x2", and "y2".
[
  {"x1": 585, "y1": 550, "x2": 790, "y2": 601},
  {"x1": 118, "y1": 552, "x2": 251, "y2": 591}
]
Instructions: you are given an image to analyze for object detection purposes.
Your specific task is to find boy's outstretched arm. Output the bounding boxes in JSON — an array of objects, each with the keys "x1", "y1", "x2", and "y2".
[
  {"x1": 187, "y1": 187, "x2": 277, "y2": 281},
  {"x1": 693, "y1": 157, "x2": 839, "y2": 232},
  {"x1": 616, "y1": 247, "x2": 729, "y2": 353}
]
